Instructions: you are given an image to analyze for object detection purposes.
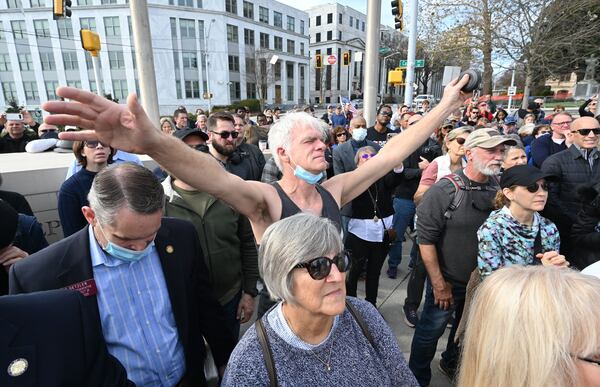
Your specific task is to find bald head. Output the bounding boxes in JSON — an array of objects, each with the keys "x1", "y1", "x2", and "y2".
[
  {"x1": 349, "y1": 117, "x2": 367, "y2": 132},
  {"x1": 571, "y1": 116, "x2": 600, "y2": 150}
]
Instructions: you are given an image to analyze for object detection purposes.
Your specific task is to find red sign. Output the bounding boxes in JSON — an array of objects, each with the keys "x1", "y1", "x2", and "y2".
[{"x1": 327, "y1": 55, "x2": 336, "y2": 65}]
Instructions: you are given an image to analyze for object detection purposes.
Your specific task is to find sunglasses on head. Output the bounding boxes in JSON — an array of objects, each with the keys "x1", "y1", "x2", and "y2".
[
  {"x1": 211, "y1": 130, "x2": 240, "y2": 139},
  {"x1": 360, "y1": 153, "x2": 377, "y2": 159},
  {"x1": 294, "y1": 251, "x2": 351, "y2": 280},
  {"x1": 454, "y1": 137, "x2": 466, "y2": 145},
  {"x1": 336, "y1": 132, "x2": 347, "y2": 137},
  {"x1": 524, "y1": 182, "x2": 549, "y2": 193},
  {"x1": 571, "y1": 128, "x2": 600, "y2": 136},
  {"x1": 84, "y1": 140, "x2": 108, "y2": 148}
]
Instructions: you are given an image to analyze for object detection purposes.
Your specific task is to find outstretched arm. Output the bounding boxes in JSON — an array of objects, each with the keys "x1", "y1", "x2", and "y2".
[
  {"x1": 44, "y1": 88, "x2": 270, "y2": 222},
  {"x1": 324, "y1": 75, "x2": 471, "y2": 207}
]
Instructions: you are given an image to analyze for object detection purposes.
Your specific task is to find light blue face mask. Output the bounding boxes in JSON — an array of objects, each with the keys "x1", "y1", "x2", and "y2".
[
  {"x1": 97, "y1": 223, "x2": 154, "y2": 262},
  {"x1": 294, "y1": 165, "x2": 325, "y2": 185},
  {"x1": 352, "y1": 128, "x2": 368, "y2": 142}
]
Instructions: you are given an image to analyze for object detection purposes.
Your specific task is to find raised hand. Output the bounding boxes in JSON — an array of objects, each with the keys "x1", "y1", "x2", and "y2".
[
  {"x1": 440, "y1": 74, "x2": 472, "y2": 110},
  {"x1": 43, "y1": 87, "x2": 163, "y2": 155}
]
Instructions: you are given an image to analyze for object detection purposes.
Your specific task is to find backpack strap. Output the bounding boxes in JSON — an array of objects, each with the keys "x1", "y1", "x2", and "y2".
[
  {"x1": 345, "y1": 299, "x2": 375, "y2": 348},
  {"x1": 255, "y1": 318, "x2": 278, "y2": 387},
  {"x1": 441, "y1": 173, "x2": 468, "y2": 219}
]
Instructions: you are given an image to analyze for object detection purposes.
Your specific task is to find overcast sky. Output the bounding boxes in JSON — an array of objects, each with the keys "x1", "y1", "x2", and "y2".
[{"x1": 276, "y1": 0, "x2": 396, "y2": 27}]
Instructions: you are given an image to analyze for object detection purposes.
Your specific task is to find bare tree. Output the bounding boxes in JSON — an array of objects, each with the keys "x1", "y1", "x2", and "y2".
[{"x1": 244, "y1": 49, "x2": 275, "y2": 110}]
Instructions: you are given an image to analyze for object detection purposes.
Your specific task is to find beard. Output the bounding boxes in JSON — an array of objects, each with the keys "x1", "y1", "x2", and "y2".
[
  {"x1": 472, "y1": 156, "x2": 501, "y2": 176},
  {"x1": 212, "y1": 141, "x2": 236, "y2": 157}
]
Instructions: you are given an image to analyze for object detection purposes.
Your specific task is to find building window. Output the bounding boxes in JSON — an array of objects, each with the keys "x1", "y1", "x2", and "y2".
[
  {"x1": 362, "y1": 21, "x2": 365, "y2": 31},
  {"x1": 175, "y1": 80, "x2": 182, "y2": 99},
  {"x1": 349, "y1": 16, "x2": 353, "y2": 27},
  {"x1": 355, "y1": 19, "x2": 359, "y2": 29},
  {"x1": 274, "y1": 36, "x2": 282, "y2": 51},
  {"x1": 108, "y1": 50, "x2": 125, "y2": 69},
  {"x1": 287, "y1": 85, "x2": 293, "y2": 101},
  {"x1": 185, "y1": 80, "x2": 200, "y2": 98},
  {"x1": 101, "y1": 0, "x2": 117, "y2": 3},
  {"x1": 315, "y1": 33, "x2": 321, "y2": 43},
  {"x1": 259, "y1": 6, "x2": 269, "y2": 24},
  {"x1": 273, "y1": 12, "x2": 282, "y2": 28},
  {"x1": 104, "y1": 17, "x2": 121, "y2": 37},
  {"x1": 246, "y1": 82, "x2": 256, "y2": 99},
  {"x1": 315, "y1": 16, "x2": 321, "y2": 26},
  {"x1": 274, "y1": 62, "x2": 281, "y2": 81},
  {"x1": 228, "y1": 55, "x2": 239, "y2": 72},
  {"x1": 287, "y1": 16, "x2": 295, "y2": 32},
  {"x1": 2, "y1": 82, "x2": 17, "y2": 102},
  {"x1": 229, "y1": 81, "x2": 240, "y2": 100},
  {"x1": 40, "y1": 52, "x2": 56, "y2": 71},
  {"x1": 11, "y1": 21, "x2": 26, "y2": 40},
  {"x1": 45, "y1": 81, "x2": 59, "y2": 100},
  {"x1": 243, "y1": 1, "x2": 253, "y2": 19},
  {"x1": 78, "y1": 0, "x2": 92, "y2": 4},
  {"x1": 23, "y1": 82, "x2": 39, "y2": 102},
  {"x1": 34, "y1": 20, "x2": 50, "y2": 38},
  {"x1": 225, "y1": 0, "x2": 237, "y2": 14},
  {"x1": 18, "y1": 54, "x2": 33, "y2": 71},
  {"x1": 327, "y1": 13, "x2": 332, "y2": 24},
  {"x1": 244, "y1": 29, "x2": 254, "y2": 45},
  {"x1": 338, "y1": 13, "x2": 342, "y2": 24},
  {"x1": 67, "y1": 80, "x2": 82, "y2": 89},
  {"x1": 176, "y1": 0, "x2": 194, "y2": 6},
  {"x1": 179, "y1": 19, "x2": 195, "y2": 38},
  {"x1": 62, "y1": 51, "x2": 79, "y2": 70},
  {"x1": 57, "y1": 19, "x2": 73, "y2": 38},
  {"x1": 300, "y1": 20, "x2": 305, "y2": 35},
  {"x1": 79, "y1": 17, "x2": 96, "y2": 32},
  {"x1": 84, "y1": 51, "x2": 96, "y2": 70},
  {"x1": 0, "y1": 22, "x2": 4, "y2": 41},
  {"x1": 259, "y1": 32, "x2": 269, "y2": 49},
  {"x1": 300, "y1": 42, "x2": 305, "y2": 56},
  {"x1": 286, "y1": 40, "x2": 295, "y2": 54},
  {"x1": 7, "y1": 0, "x2": 22, "y2": 8},
  {"x1": 226, "y1": 24, "x2": 238, "y2": 43},
  {"x1": 112, "y1": 80, "x2": 128, "y2": 100},
  {"x1": 89, "y1": 81, "x2": 105, "y2": 94},
  {"x1": 182, "y1": 52, "x2": 197, "y2": 69},
  {"x1": 327, "y1": 31, "x2": 332, "y2": 41},
  {"x1": 0, "y1": 54, "x2": 11, "y2": 72},
  {"x1": 245, "y1": 57, "x2": 255, "y2": 73},
  {"x1": 131, "y1": 50, "x2": 136, "y2": 68}
]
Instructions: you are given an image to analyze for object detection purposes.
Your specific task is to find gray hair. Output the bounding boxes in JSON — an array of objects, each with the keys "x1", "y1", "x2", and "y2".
[
  {"x1": 267, "y1": 112, "x2": 330, "y2": 170},
  {"x1": 259, "y1": 213, "x2": 343, "y2": 304},
  {"x1": 88, "y1": 163, "x2": 164, "y2": 225},
  {"x1": 354, "y1": 146, "x2": 378, "y2": 164}
]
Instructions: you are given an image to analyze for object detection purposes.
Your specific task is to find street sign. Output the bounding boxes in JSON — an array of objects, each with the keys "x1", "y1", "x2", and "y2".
[
  {"x1": 354, "y1": 52, "x2": 363, "y2": 62},
  {"x1": 379, "y1": 47, "x2": 391, "y2": 55},
  {"x1": 327, "y1": 55, "x2": 336, "y2": 65},
  {"x1": 507, "y1": 86, "x2": 517, "y2": 96},
  {"x1": 399, "y1": 59, "x2": 425, "y2": 68}
]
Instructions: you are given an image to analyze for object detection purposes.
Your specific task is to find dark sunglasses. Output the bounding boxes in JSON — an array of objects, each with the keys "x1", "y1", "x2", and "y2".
[
  {"x1": 379, "y1": 111, "x2": 393, "y2": 117},
  {"x1": 336, "y1": 132, "x2": 347, "y2": 137},
  {"x1": 360, "y1": 153, "x2": 376, "y2": 159},
  {"x1": 454, "y1": 137, "x2": 466, "y2": 145},
  {"x1": 294, "y1": 251, "x2": 351, "y2": 280},
  {"x1": 84, "y1": 140, "x2": 108, "y2": 148},
  {"x1": 524, "y1": 182, "x2": 549, "y2": 193},
  {"x1": 211, "y1": 130, "x2": 240, "y2": 139},
  {"x1": 571, "y1": 128, "x2": 600, "y2": 136}
]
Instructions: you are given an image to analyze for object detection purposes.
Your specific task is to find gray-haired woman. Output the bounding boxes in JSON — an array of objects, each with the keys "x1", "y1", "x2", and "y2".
[{"x1": 222, "y1": 213, "x2": 418, "y2": 386}]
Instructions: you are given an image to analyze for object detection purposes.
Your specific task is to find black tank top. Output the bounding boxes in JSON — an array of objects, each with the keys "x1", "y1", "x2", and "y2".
[{"x1": 272, "y1": 182, "x2": 342, "y2": 232}]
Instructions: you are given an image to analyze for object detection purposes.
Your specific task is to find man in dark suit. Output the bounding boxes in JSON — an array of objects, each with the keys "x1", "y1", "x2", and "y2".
[
  {"x1": 0, "y1": 289, "x2": 133, "y2": 387},
  {"x1": 10, "y1": 163, "x2": 236, "y2": 386}
]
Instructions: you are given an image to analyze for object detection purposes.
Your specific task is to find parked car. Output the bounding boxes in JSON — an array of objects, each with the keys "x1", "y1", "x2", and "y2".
[{"x1": 413, "y1": 94, "x2": 436, "y2": 109}]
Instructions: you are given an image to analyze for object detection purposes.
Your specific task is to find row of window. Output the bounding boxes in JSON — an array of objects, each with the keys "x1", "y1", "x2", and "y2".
[
  {"x1": 0, "y1": 49, "x2": 129, "y2": 72},
  {"x1": 227, "y1": 0, "x2": 305, "y2": 35},
  {"x1": 2, "y1": 79, "x2": 128, "y2": 102},
  {"x1": 6, "y1": 0, "x2": 125, "y2": 6},
  {"x1": 314, "y1": 30, "x2": 345, "y2": 43},
  {"x1": 227, "y1": 26, "x2": 305, "y2": 55},
  {"x1": 313, "y1": 13, "x2": 365, "y2": 32},
  {"x1": 7, "y1": 16, "x2": 124, "y2": 41}
]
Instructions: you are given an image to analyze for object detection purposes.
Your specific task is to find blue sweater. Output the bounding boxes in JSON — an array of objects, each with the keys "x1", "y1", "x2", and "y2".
[
  {"x1": 530, "y1": 134, "x2": 566, "y2": 168},
  {"x1": 222, "y1": 297, "x2": 418, "y2": 386},
  {"x1": 58, "y1": 168, "x2": 96, "y2": 237}
]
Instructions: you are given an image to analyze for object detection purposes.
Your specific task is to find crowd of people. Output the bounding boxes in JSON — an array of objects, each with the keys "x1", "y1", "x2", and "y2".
[{"x1": 0, "y1": 79, "x2": 599, "y2": 387}]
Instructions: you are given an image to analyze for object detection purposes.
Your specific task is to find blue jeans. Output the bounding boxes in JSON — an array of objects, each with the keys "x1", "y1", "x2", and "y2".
[
  {"x1": 408, "y1": 281, "x2": 466, "y2": 386},
  {"x1": 388, "y1": 198, "x2": 416, "y2": 269}
]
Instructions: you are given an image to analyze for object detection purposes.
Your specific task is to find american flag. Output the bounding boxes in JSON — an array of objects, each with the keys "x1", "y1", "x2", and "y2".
[{"x1": 340, "y1": 96, "x2": 357, "y2": 115}]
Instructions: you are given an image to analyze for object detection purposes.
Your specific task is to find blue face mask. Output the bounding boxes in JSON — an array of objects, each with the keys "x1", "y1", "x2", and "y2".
[
  {"x1": 97, "y1": 223, "x2": 154, "y2": 262},
  {"x1": 294, "y1": 165, "x2": 325, "y2": 185}
]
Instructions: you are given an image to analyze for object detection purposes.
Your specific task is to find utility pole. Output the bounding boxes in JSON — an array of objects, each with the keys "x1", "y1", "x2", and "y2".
[
  {"x1": 203, "y1": 19, "x2": 216, "y2": 113},
  {"x1": 507, "y1": 66, "x2": 516, "y2": 112},
  {"x1": 130, "y1": 0, "x2": 159, "y2": 124},
  {"x1": 404, "y1": 0, "x2": 418, "y2": 107},
  {"x1": 364, "y1": 0, "x2": 382, "y2": 125}
]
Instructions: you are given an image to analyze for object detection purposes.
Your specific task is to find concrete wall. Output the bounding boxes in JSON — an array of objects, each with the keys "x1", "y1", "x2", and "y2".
[{"x1": 0, "y1": 152, "x2": 157, "y2": 244}]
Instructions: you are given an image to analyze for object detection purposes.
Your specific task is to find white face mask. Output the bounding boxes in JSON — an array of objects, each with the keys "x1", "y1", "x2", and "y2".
[{"x1": 352, "y1": 128, "x2": 367, "y2": 142}]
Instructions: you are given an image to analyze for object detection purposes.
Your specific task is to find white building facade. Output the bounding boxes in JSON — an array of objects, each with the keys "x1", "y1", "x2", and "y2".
[{"x1": 0, "y1": 0, "x2": 310, "y2": 115}]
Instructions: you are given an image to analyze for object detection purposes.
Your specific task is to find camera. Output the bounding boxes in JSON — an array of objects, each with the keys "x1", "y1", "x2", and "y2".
[{"x1": 458, "y1": 69, "x2": 482, "y2": 93}]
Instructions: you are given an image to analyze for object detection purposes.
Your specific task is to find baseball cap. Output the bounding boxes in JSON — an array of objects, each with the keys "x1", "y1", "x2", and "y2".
[
  {"x1": 173, "y1": 128, "x2": 208, "y2": 142},
  {"x1": 500, "y1": 164, "x2": 556, "y2": 189},
  {"x1": 464, "y1": 128, "x2": 517, "y2": 149},
  {"x1": 504, "y1": 116, "x2": 517, "y2": 125}
]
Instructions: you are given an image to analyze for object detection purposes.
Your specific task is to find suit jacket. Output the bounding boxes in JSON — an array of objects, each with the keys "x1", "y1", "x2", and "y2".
[
  {"x1": 9, "y1": 217, "x2": 236, "y2": 386},
  {"x1": 0, "y1": 289, "x2": 133, "y2": 387}
]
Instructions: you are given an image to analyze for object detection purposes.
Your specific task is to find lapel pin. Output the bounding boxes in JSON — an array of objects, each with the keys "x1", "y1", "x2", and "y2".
[
  {"x1": 166, "y1": 245, "x2": 174, "y2": 254},
  {"x1": 7, "y1": 358, "x2": 28, "y2": 377}
]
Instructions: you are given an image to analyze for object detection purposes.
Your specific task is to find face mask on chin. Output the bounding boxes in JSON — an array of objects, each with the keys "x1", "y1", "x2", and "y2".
[
  {"x1": 96, "y1": 222, "x2": 154, "y2": 262},
  {"x1": 289, "y1": 156, "x2": 324, "y2": 185}
]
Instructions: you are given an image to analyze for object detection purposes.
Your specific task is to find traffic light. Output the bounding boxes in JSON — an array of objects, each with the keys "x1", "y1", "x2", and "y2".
[
  {"x1": 53, "y1": 0, "x2": 72, "y2": 19},
  {"x1": 315, "y1": 54, "x2": 322, "y2": 69},
  {"x1": 388, "y1": 68, "x2": 404, "y2": 84},
  {"x1": 80, "y1": 29, "x2": 101, "y2": 56},
  {"x1": 391, "y1": 0, "x2": 403, "y2": 31},
  {"x1": 342, "y1": 52, "x2": 350, "y2": 66}
]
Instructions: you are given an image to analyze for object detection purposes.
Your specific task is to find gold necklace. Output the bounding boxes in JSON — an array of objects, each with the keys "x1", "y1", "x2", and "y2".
[{"x1": 285, "y1": 313, "x2": 336, "y2": 371}]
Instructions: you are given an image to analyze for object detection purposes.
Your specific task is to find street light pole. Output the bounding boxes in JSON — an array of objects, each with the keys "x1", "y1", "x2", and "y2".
[
  {"x1": 507, "y1": 66, "x2": 516, "y2": 112},
  {"x1": 404, "y1": 0, "x2": 418, "y2": 107},
  {"x1": 203, "y1": 19, "x2": 215, "y2": 113},
  {"x1": 364, "y1": 0, "x2": 382, "y2": 125}
]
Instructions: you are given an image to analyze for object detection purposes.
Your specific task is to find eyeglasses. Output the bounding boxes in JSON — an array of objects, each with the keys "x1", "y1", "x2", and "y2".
[
  {"x1": 360, "y1": 153, "x2": 377, "y2": 159},
  {"x1": 552, "y1": 121, "x2": 572, "y2": 127},
  {"x1": 453, "y1": 137, "x2": 466, "y2": 145},
  {"x1": 84, "y1": 141, "x2": 108, "y2": 148},
  {"x1": 571, "y1": 128, "x2": 600, "y2": 136},
  {"x1": 294, "y1": 251, "x2": 351, "y2": 280},
  {"x1": 577, "y1": 356, "x2": 600, "y2": 366},
  {"x1": 336, "y1": 132, "x2": 347, "y2": 137},
  {"x1": 379, "y1": 112, "x2": 393, "y2": 117},
  {"x1": 211, "y1": 130, "x2": 240, "y2": 139},
  {"x1": 524, "y1": 182, "x2": 549, "y2": 193}
]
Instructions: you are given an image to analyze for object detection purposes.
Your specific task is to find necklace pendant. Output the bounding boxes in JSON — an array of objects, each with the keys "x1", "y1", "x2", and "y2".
[
  {"x1": 326, "y1": 364, "x2": 331, "y2": 371},
  {"x1": 373, "y1": 215, "x2": 379, "y2": 222}
]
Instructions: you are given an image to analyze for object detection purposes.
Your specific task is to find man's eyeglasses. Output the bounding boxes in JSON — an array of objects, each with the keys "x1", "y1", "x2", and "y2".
[
  {"x1": 360, "y1": 153, "x2": 377, "y2": 159},
  {"x1": 379, "y1": 111, "x2": 393, "y2": 117},
  {"x1": 524, "y1": 182, "x2": 549, "y2": 193},
  {"x1": 211, "y1": 130, "x2": 240, "y2": 139},
  {"x1": 294, "y1": 251, "x2": 351, "y2": 280},
  {"x1": 84, "y1": 141, "x2": 108, "y2": 148},
  {"x1": 552, "y1": 121, "x2": 572, "y2": 127},
  {"x1": 571, "y1": 128, "x2": 600, "y2": 136}
]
